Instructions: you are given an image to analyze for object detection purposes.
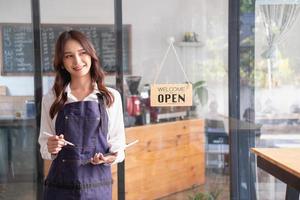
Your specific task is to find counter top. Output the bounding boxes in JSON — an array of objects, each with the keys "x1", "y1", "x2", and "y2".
[{"x1": 0, "y1": 117, "x2": 35, "y2": 127}]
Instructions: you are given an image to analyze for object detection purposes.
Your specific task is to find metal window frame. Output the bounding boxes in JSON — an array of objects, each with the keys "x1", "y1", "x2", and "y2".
[
  {"x1": 114, "y1": 0, "x2": 126, "y2": 200},
  {"x1": 229, "y1": 0, "x2": 256, "y2": 199},
  {"x1": 31, "y1": 0, "x2": 44, "y2": 199}
]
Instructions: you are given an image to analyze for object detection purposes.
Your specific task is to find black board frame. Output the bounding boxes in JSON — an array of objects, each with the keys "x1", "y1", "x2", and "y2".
[{"x1": 0, "y1": 23, "x2": 132, "y2": 76}]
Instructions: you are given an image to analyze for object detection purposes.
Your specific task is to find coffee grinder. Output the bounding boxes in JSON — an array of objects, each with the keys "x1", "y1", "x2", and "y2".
[{"x1": 126, "y1": 76, "x2": 142, "y2": 122}]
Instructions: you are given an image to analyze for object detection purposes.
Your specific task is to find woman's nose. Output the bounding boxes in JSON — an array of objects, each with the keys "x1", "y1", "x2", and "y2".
[{"x1": 73, "y1": 54, "x2": 81, "y2": 65}]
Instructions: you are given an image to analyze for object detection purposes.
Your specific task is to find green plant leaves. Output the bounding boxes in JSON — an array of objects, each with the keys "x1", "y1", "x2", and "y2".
[
  {"x1": 193, "y1": 81, "x2": 208, "y2": 106},
  {"x1": 188, "y1": 192, "x2": 214, "y2": 200}
]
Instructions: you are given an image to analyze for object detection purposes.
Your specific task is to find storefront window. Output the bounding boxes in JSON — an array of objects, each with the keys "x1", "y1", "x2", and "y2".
[
  {"x1": 123, "y1": 1, "x2": 229, "y2": 199},
  {"x1": 39, "y1": 0, "x2": 117, "y2": 198},
  {"x1": 254, "y1": 1, "x2": 300, "y2": 199},
  {"x1": 0, "y1": 0, "x2": 37, "y2": 199},
  {"x1": 4, "y1": 0, "x2": 299, "y2": 199}
]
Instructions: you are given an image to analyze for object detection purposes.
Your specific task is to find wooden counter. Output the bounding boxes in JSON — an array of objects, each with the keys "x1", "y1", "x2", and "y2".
[
  {"x1": 124, "y1": 119, "x2": 205, "y2": 199},
  {"x1": 44, "y1": 119, "x2": 205, "y2": 199}
]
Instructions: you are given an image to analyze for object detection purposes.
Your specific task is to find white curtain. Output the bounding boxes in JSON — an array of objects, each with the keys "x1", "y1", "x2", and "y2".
[{"x1": 257, "y1": 0, "x2": 300, "y2": 89}]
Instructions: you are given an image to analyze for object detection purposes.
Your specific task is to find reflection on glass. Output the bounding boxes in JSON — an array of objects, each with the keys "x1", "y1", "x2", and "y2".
[
  {"x1": 255, "y1": 1, "x2": 300, "y2": 199},
  {"x1": 123, "y1": 1, "x2": 229, "y2": 199},
  {"x1": 0, "y1": 66, "x2": 37, "y2": 199}
]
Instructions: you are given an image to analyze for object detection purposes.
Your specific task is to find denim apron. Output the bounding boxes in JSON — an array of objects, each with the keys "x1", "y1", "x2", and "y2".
[{"x1": 44, "y1": 94, "x2": 112, "y2": 200}]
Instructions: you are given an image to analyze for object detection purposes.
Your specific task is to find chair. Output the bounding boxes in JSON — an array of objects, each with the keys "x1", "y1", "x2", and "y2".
[{"x1": 205, "y1": 119, "x2": 229, "y2": 170}]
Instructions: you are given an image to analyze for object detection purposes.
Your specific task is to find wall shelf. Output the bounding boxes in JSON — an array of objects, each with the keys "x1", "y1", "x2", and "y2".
[{"x1": 174, "y1": 41, "x2": 204, "y2": 48}]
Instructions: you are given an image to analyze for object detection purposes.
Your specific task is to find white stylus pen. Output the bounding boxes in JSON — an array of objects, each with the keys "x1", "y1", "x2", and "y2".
[
  {"x1": 43, "y1": 131, "x2": 75, "y2": 146},
  {"x1": 103, "y1": 140, "x2": 139, "y2": 156},
  {"x1": 125, "y1": 139, "x2": 139, "y2": 149}
]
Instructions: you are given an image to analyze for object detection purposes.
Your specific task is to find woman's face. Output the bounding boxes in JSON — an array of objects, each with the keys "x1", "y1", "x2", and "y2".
[{"x1": 62, "y1": 39, "x2": 92, "y2": 79}]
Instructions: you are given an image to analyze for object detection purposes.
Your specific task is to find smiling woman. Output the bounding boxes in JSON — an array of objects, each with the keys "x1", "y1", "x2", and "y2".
[{"x1": 38, "y1": 30, "x2": 126, "y2": 200}]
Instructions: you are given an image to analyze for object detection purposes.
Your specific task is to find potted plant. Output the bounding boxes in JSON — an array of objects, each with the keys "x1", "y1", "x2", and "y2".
[
  {"x1": 188, "y1": 192, "x2": 212, "y2": 200},
  {"x1": 188, "y1": 188, "x2": 222, "y2": 200},
  {"x1": 193, "y1": 80, "x2": 208, "y2": 106},
  {"x1": 189, "y1": 80, "x2": 208, "y2": 117}
]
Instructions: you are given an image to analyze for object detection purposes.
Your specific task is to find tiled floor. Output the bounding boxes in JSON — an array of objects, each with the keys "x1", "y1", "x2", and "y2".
[
  {"x1": 0, "y1": 168, "x2": 292, "y2": 200},
  {"x1": 0, "y1": 182, "x2": 36, "y2": 200},
  {"x1": 158, "y1": 169, "x2": 230, "y2": 200},
  {"x1": 159, "y1": 168, "x2": 290, "y2": 200}
]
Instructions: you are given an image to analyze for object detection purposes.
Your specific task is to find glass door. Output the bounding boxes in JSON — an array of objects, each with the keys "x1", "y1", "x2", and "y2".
[
  {"x1": 123, "y1": 1, "x2": 229, "y2": 199},
  {"x1": 0, "y1": 0, "x2": 118, "y2": 199},
  {"x1": 254, "y1": 1, "x2": 300, "y2": 199},
  {"x1": 0, "y1": 0, "x2": 37, "y2": 199},
  {"x1": 39, "y1": 0, "x2": 117, "y2": 198}
]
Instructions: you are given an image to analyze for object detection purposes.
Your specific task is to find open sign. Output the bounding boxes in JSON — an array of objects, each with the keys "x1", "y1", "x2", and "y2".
[{"x1": 150, "y1": 83, "x2": 193, "y2": 107}]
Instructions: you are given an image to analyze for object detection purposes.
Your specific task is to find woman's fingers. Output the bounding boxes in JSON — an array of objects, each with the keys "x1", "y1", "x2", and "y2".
[
  {"x1": 91, "y1": 153, "x2": 104, "y2": 165},
  {"x1": 104, "y1": 154, "x2": 117, "y2": 164},
  {"x1": 47, "y1": 134, "x2": 66, "y2": 154},
  {"x1": 90, "y1": 152, "x2": 117, "y2": 165},
  {"x1": 50, "y1": 147, "x2": 62, "y2": 154},
  {"x1": 48, "y1": 137, "x2": 65, "y2": 147}
]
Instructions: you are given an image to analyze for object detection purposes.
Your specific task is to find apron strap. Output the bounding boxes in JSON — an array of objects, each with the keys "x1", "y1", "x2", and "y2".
[{"x1": 96, "y1": 93, "x2": 109, "y2": 135}]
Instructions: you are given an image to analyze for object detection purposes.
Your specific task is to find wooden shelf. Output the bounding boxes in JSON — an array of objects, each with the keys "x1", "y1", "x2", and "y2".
[{"x1": 174, "y1": 41, "x2": 204, "y2": 47}]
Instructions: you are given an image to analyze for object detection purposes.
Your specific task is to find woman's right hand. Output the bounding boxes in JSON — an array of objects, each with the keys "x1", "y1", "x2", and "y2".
[{"x1": 47, "y1": 134, "x2": 66, "y2": 155}]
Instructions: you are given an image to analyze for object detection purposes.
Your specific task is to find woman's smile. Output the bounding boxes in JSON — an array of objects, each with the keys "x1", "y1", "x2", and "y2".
[{"x1": 73, "y1": 64, "x2": 86, "y2": 71}]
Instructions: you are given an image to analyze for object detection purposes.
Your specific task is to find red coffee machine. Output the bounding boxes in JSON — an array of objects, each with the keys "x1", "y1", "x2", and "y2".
[{"x1": 126, "y1": 76, "x2": 142, "y2": 117}]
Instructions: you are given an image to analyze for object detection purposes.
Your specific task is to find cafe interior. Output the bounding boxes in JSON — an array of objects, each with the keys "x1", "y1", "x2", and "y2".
[{"x1": 1, "y1": 0, "x2": 300, "y2": 199}]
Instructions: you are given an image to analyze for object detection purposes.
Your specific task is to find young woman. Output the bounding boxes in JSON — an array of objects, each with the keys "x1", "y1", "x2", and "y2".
[{"x1": 38, "y1": 30, "x2": 126, "y2": 200}]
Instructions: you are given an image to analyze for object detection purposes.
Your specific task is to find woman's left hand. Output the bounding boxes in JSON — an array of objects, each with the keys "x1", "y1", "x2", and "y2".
[{"x1": 90, "y1": 152, "x2": 118, "y2": 165}]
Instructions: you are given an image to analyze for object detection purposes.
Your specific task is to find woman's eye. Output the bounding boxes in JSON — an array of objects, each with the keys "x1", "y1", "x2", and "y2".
[
  {"x1": 80, "y1": 51, "x2": 87, "y2": 56},
  {"x1": 64, "y1": 55, "x2": 73, "y2": 59}
]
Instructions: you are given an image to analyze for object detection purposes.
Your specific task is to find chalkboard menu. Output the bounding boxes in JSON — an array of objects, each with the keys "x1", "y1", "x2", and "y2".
[{"x1": 0, "y1": 23, "x2": 131, "y2": 75}]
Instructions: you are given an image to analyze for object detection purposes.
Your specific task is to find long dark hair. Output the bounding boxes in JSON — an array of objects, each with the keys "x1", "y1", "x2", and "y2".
[{"x1": 49, "y1": 30, "x2": 114, "y2": 119}]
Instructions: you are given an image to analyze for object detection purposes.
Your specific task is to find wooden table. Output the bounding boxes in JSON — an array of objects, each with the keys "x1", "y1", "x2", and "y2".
[
  {"x1": 256, "y1": 113, "x2": 300, "y2": 125},
  {"x1": 251, "y1": 148, "x2": 300, "y2": 200}
]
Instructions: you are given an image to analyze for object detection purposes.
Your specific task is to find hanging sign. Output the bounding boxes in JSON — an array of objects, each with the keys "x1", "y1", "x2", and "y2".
[
  {"x1": 150, "y1": 83, "x2": 193, "y2": 107},
  {"x1": 150, "y1": 37, "x2": 193, "y2": 107}
]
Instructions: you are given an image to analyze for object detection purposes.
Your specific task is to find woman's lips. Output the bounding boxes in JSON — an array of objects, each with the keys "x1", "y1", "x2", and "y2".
[{"x1": 73, "y1": 65, "x2": 86, "y2": 71}]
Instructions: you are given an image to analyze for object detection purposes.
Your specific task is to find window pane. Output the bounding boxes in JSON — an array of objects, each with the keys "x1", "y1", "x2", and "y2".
[
  {"x1": 39, "y1": 0, "x2": 116, "y2": 198},
  {"x1": 255, "y1": 1, "x2": 300, "y2": 199},
  {"x1": 123, "y1": 1, "x2": 229, "y2": 199},
  {"x1": 0, "y1": 0, "x2": 37, "y2": 199}
]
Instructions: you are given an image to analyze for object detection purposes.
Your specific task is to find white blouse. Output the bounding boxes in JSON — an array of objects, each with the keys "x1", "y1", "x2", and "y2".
[{"x1": 38, "y1": 83, "x2": 126, "y2": 164}]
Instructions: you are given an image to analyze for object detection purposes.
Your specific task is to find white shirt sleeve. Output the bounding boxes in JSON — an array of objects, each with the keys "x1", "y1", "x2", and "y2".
[
  {"x1": 107, "y1": 88, "x2": 126, "y2": 164},
  {"x1": 38, "y1": 92, "x2": 56, "y2": 160}
]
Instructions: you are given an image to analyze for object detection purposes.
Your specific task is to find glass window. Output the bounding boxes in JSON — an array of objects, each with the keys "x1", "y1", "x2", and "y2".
[
  {"x1": 2, "y1": 1, "x2": 288, "y2": 199},
  {"x1": 39, "y1": 0, "x2": 117, "y2": 198},
  {"x1": 0, "y1": 0, "x2": 37, "y2": 199},
  {"x1": 123, "y1": 1, "x2": 229, "y2": 199},
  {"x1": 254, "y1": 1, "x2": 300, "y2": 199}
]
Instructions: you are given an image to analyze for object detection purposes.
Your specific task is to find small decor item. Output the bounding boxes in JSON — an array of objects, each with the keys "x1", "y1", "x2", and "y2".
[
  {"x1": 151, "y1": 37, "x2": 192, "y2": 107},
  {"x1": 184, "y1": 32, "x2": 198, "y2": 42}
]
